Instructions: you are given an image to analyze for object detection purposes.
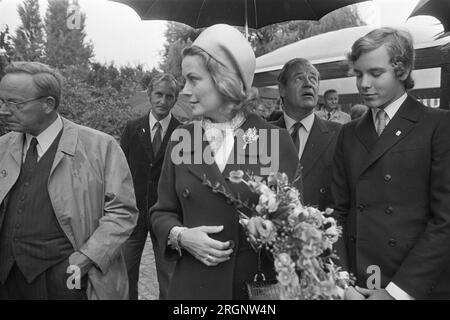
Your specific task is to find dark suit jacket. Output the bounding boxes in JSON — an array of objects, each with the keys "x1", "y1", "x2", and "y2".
[
  {"x1": 150, "y1": 113, "x2": 300, "y2": 299},
  {"x1": 272, "y1": 114, "x2": 341, "y2": 210},
  {"x1": 331, "y1": 96, "x2": 450, "y2": 299},
  {"x1": 120, "y1": 114, "x2": 180, "y2": 216}
]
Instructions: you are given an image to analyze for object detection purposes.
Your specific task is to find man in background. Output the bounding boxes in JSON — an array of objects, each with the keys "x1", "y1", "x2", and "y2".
[
  {"x1": 121, "y1": 73, "x2": 180, "y2": 300},
  {"x1": 272, "y1": 58, "x2": 341, "y2": 211},
  {"x1": 316, "y1": 89, "x2": 351, "y2": 124}
]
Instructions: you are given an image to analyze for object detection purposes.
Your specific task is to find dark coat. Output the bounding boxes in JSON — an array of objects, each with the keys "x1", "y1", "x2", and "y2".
[
  {"x1": 331, "y1": 96, "x2": 450, "y2": 299},
  {"x1": 150, "y1": 113, "x2": 300, "y2": 300},
  {"x1": 120, "y1": 114, "x2": 180, "y2": 215},
  {"x1": 272, "y1": 114, "x2": 341, "y2": 211}
]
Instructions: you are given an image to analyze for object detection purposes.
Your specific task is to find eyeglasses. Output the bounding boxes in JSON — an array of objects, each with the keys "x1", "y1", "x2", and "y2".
[{"x1": 0, "y1": 96, "x2": 47, "y2": 110}]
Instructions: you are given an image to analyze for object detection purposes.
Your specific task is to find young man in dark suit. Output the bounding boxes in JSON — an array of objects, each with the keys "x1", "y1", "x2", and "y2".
[
  {"x1": 272, "y1": 58, "x2": 341, "y2": 211},
  {"x1": 332, "y1": 27, "x2": 450, "y2": 300},
  {"x1": 120, "y1": 73, "x2": 180, "y2": 300}
]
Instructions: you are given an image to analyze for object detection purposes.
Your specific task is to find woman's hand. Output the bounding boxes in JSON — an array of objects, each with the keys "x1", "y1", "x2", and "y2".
[{"x1": 179, "y1": 225, "x2": 234, "y2": 267}]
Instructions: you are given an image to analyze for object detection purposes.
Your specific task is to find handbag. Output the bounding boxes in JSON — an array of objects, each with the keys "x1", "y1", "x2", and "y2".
[{"x1": 244, "y1": 249, "x2": 281, "y2": 300}]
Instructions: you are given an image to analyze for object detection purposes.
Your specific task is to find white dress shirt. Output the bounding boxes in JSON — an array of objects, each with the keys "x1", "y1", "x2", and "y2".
[
  {"x1": 149, "y1": 111, "x2": 172, "y2": 142},
  {"x1": 369, "y1": 92, "x2": 413, "y2": 300},
  {"x1": 23, "y1": 115, "x2": 63, "y2": 163},
  {"x1": 370, "y1": 92, "x2": 407, "y2": 129},
  {"x1": 283, "y1": 112, "x2": 315, "y2": 159}
]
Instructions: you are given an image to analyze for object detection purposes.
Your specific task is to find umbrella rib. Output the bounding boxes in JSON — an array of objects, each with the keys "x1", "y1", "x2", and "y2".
[
  {"x1": 253, "y1": 0, "x2": 258, "y2": 28},
  {"x1": 304, "y1": 0, "x2": 319, "y2": 20},
  {"x1": 144, "y1": 0, "x2": 161, "y2": 18},
  {"x1": 196, "y1": 0, "x2": 208, "y2": 28}
]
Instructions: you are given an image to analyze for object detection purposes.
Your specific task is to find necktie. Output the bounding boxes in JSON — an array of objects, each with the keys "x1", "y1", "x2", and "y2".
[
  {"x1": 290, "y1": 122, "x2": 302, "y2": 153},
  {"x1": 152, "y1": 122, "x2": 162, "y2": 155},
  {"x1": 23, "y1": 137, "x2": 38, "y2": 171},
  {"x1": 327, "y1": 112, "x2": 331, "y2": 120},
  {"x1": 375, "y1": 109, "x2": 388, "y2": 136}
]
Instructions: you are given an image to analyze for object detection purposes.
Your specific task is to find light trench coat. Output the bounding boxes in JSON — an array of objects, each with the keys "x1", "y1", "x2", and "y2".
[{"x1": 0, "y1": 117, "x2": 138, "y2": 299}]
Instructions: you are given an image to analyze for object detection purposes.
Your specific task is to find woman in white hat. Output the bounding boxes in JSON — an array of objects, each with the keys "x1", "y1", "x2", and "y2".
[{"x1": 150, "y1": 24, "x2": 300, "y2": 299}]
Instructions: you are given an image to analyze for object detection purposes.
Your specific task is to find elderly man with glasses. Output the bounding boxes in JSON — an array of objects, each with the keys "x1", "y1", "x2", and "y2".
[{"x1": 0, "y1": 61, "x2": 138, "y2": 300}]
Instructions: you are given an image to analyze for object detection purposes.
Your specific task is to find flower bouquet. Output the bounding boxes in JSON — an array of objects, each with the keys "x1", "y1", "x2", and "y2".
[{"x1": 204, "y1": 170, "x2": 351, "y2": 300}]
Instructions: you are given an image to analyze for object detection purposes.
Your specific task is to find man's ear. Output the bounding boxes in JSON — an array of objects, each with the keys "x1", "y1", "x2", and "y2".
[
  {"x1": 42, "y1": 96, "x2": 56, "y2": 114},
  {"x1": 278, "y1": 84, "x2": 285, "y2": 99}
]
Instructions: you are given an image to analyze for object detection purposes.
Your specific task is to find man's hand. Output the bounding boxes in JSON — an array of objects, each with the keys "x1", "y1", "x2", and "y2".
[
  {"x1": 355, "y1": 287, "x2": 394, "y2": 300},
  {"x1": 69, "y1": 251, "x2": 94, "y2": 277}
]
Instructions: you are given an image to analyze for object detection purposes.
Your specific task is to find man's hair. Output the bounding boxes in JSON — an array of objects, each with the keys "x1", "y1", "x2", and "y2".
[
  {"x1": 347, "y1": 27, "x2": 415, "y2": 90},
  {"x1": 4, "y1": 61, "x2": 63, "y2": 108},
  {"x1": 277, "y1": 58, "x2": 320, "y2": 86},
  {"x1": 323, "y1": 89, "x2": 338, "y2": 99},
  {"x1": 147, "y1": 73, "x2": 180, "y2": 97},
  {"x1": 182, "y1": 45, "x2": 258, "y2": 112}
]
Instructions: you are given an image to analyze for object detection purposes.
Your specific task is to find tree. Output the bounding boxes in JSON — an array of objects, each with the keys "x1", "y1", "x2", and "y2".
[
  {"x1": 1, "y1": 25, "x2": 14, "y2": 77},
  {"x1": 44, "y1": 0, "x2": 93, "y2": 69},
  {"x1": 159, "y1": 22, "x2": 199, "y2": 78},
  {"x1": 250, "y1": 5, "x2": 365, "y2": 56},
  {"x1": 13, "y1": 0, "x2": 45, "y2": 61}
]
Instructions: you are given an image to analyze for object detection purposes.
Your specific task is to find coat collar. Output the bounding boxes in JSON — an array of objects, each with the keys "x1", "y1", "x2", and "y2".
[
  {"x1": 184, "y1": 113, "x2": 269, "y2": 199},
  {"x1": 300, "y1": 116, "x2": 334, "y2": 178},
  {"x1": 358, "y1": 95, "x2": 423, "y2": 175},
  {"x1": 136, "y1": 114, "x2": 153, "y2": 160}
]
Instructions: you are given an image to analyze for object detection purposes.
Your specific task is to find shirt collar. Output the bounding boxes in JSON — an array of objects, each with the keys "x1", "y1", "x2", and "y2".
[
  {"x1": 371, "y1": 92, "x2": 407, "y2": 123},
  {"x1": 25, "y1": 114, "x2": 63, "y2": 153},
  {"x1": 284, "y1": 112, "x2": 315, "y2": 133},
  {"x1": 149, "y1": 111, "x2": 172, "y2": 133}
]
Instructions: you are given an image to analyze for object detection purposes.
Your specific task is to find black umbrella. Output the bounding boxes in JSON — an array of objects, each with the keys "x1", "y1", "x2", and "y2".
[
  {"x1": 409, "y1": 0, "x2": 450, "y2": 36},
  {"x1": 111, "y1": 0, "x2": 370, "y2": 34}
]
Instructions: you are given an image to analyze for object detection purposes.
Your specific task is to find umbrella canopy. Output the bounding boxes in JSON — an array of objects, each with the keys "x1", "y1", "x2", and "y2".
[
  {"x1": 409, "y1": 0, "x2": 450, "y2": 34},
  {"x1": 110, "y1": 0, "x2": 370, "y2": 29}
]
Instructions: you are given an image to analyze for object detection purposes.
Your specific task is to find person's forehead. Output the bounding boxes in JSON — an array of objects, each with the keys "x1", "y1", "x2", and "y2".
[
  {"x1": 0, "y1": 73, "x2": 38, "y2": 98},
  {"x1": 354, "y1": 45, "x2": 391, "y2": 68},
  {"x1": 152, "y1": 80, "x2": 176, "y2": 93},
  {"x1": 289, "y1": 63, "x2": 319, "y2": 76}
]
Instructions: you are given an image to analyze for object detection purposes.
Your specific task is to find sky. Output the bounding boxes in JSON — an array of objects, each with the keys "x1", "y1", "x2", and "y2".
[{"x1": 0, "y1": 0, "x2": 443, "y2": 71}]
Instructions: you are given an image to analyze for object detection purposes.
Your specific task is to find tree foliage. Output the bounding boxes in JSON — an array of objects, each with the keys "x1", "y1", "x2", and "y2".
[
  {"x1": 250, "y1": 5, "x2": 365, "y2": 56},
  {"x1": 13, "y1": 0, "x2": 45, "y2": 61},
  {"x1": 159, "y1": 5, "x2": 365, "y2": 73},
  {"x1": 44, "y1": 0, "x2": 93, "y2": 68}
]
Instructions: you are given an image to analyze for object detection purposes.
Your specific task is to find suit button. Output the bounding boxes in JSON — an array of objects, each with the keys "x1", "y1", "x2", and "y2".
[
  {"x1": 1, "y1": 170, "x2": 7, "y2": 178},
  {"x1": 149, "y1": 163, "x2": 153, "y2": 168},
  {"x1": 385, "y1": 206, "x2": 393, "y2": 215},
  {"x1": 182, "y1": 188, "x2": 190, "y2": 199},
  {"x1": 319, "y1": 188, "x2": 326, "y2": 195},
  {"x1": 20, "y1": 195, "x2": 26, "y2": 201},
  {"x1": 17, "y1": 209, "x2": 23, "y2": 215},
  {"x1": 384, "y1": 174, "x2": 392, "y2": 182},
  {"x1": 350, "y1": 236, "x2": 356, "y2": 243},
  {"x1": 388, "y1": 239, "x2": 397, "y2": 247},
  {"x1": 24, "y1": 182, "x2": 30, "y2": 187},
  {"x1": 15, "y1": 223, "x2": 20, "y2": 229},
  {"x1": 357, "y1": 204, "x2": 365, "y2": 212}
]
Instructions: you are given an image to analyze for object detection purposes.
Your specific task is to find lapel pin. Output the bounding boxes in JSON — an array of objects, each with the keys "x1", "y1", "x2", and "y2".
[
  {"x1": 142, "y1": 128, "x2": 146, "y2": 134},
  {"x1": 396, "y1": 130, "x2": 402, "y2": 137}
]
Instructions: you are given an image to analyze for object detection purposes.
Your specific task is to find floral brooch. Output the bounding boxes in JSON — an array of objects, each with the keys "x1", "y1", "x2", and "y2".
[{"x1": 242, "y1": 127, "x2": 259, "y2": 149}]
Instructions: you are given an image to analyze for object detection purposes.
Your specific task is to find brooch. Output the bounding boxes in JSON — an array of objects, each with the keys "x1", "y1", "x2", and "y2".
[{"x1": 242, "y1": 127, "x2": 259, "y2": 149}]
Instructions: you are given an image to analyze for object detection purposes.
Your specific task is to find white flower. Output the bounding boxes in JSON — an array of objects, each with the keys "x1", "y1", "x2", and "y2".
[
  {"x1": 242, "y1": 127, "x2": 259, "y2": 149},
  {"x1": 257, "y1": 186, "x2": 278, "y2": 213}
]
